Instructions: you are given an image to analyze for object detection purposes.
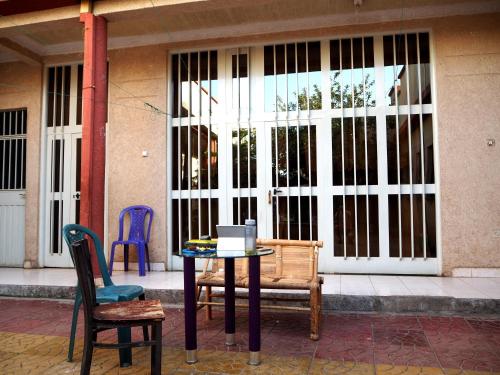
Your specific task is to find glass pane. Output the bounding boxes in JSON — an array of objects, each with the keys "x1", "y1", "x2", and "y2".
[
  {"x1": 308, "y1": 41, "x2": 322, "y2": 110},
  {"x1": 180, "y1": 53, "x2": 189, "y2": 117},
  {"x1": 0, "y1": 140, "x2": 4, "y2": 189},
  {"x1": 22, "y1": 139, "x2": 26, "y2": 190},
  {"x1": 232, "y1": 53, "x2": 249, "y2": 110},
  {"x1": 297, "y1": 43, "x2": 308, "y2": 111},
  {"x1": 352, "y1": 38, "x2": 364, "y2": 107},
  {"x1": 47, "y1": 67, "x2": 55, "y2": 127},
  {"x1": 190, "y1": 52, "x2": 199, "y2": 117},
  {"x1": 264, "y1": 45, "x2": 276, "y2": 112},
  {"x1": 276, "y1": 44, "x2": 286, "y2": 112},
  {"x1": 343, "y1": 117, "x2": 354, "y2": 185},
  {"x1": 76, "y1": 138, "x2": 81, "y2": 191},
  {"x1": 232, "y1": 127, "x2": 256, "y2": 189},
  {"x1": 386, "y1": 115, "x2": 398, "y2": 184},
  {"x1": 63, "y1": 65, "x2": 71, "y2": 126},
  {"x1": 15, "y1": 139, "x2": 22, "y2": 189},
  {"x1": 273, "y1": 196, "x2": 317, "y2": 240},
  {"x1": 333, "y1": 116, "x2": 377, "y2": 186},
  {"x1": 363, "y1": 37, "x2": 376, "y2": 107},
  {"x1": 389, "y1": 194, "x2": 436, "y2": 258},
  {"x1": 9, "y1": 139, "x2": 15, "y2": 189},
  {"x1": 423, "y1": 114, "x2": 434, "y2": 184},
  {"x1": 233, "y1": 197, "x2": 257, "y2": 228},
  {"x1": 330, "y1": 40, "x2": 341, "y2": 109},
  {"x1": 299, "y1": 125, "x2": 317, "y2": 186},
  {"x1": 77, "y1": 64, "x2": 83, "y2": 125},
  {"x1": 210, "y1": 50, "x2": 218, "y2": 114},
  {"x1": 55, "y1": 66, "x2": 62, "y2": 127},
  {"x1": 333, "y1": 195, "x2": 344, "y2": 256},
  {"x1": 174, "y1": 125, "x2": 218, "y2": 190},
  {"x1": 286, "y1": 43, "x2": 297, "y2": 111},
  {"x1": 51, "y1": 199, "x2": 62, "y2": 254},
  {"x1": 332, "y1": 195, "x2": 379, "y2": 257},
  {"x1": 191, "y1": 125, "x2": 199, "y2": 189},
  {"x1": 272, "y1": 125, "x2": 316, "y2": 187},
  {"x1": 200, "y1": 124, "x2": 218, "y2": 189},
  {"x1": 51, "y1": 139, "x2": 64, "y2": 193},
  {"x1": 266, "y1": 42, "x2": 321, "y2": 112},
  {"x1": 419, "y1": 33, "x2": 431, "y2": 104},
  {"x1": 389, "y1": 194, "x2": 412, "y2": 257},
  {"x1": 341, "y1": 39, "x2": 352, "y2": 108},
  {"x1": 387, "y1": 113, "x2": 433, "y2": 186},
  {"x1": 332, "y1": 118, "x2": 342, "y2": 185}
]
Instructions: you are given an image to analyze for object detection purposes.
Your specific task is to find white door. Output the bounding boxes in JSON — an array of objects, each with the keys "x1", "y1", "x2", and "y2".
[
  {"x1": 43, "y1": 64, "x2": 82, "y2": 267},
  {"x1": 0, "y1": 109, "x2": 26, "y2": 267},
  {"x1": 168, "y1": 32, "x2": 438, "y2": 274}
]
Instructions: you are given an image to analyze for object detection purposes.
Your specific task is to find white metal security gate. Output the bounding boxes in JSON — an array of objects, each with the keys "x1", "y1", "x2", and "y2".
[
  {"x1": 168, "y1": 31, "x2": 438, "y2": 274},
  {"x1": 43, "y1": 64, "x2": 83, "y2": 267},
  {"x1": 0, "y1": 109, "x2": 26, "y2": 267}
]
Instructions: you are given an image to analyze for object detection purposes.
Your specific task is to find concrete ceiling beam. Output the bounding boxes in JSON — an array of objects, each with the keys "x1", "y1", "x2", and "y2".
[{"x1": 0, "y1": 37, "x2": 41, "y2": 65}]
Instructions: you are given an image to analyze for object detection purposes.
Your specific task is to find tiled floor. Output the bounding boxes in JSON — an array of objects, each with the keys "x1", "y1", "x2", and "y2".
[
  {"x1": 2, "y1": 268, "x2": 500, "y2": 298},
  {"x1": 0, "y1": 298, "x2": 499, "y2": 374}
]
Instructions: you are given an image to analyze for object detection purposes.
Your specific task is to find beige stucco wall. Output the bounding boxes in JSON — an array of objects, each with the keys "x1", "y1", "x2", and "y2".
[
  {"x1": 106, "y1": 45, "x2": 168, "y2": 267},
  {"x1": 431, "y1": 13, "x2": 500, "y2": 275},
  {"x1": 0, "y1": 62, "x2": 43, "y2": 267}
]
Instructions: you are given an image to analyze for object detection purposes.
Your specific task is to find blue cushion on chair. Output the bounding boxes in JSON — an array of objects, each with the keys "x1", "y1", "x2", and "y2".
[{"x1": 96, "y1": 285, "x2": 145, "y2": 303}]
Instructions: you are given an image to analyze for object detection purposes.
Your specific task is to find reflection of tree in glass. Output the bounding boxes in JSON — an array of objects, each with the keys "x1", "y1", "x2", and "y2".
[
  {"x1": 276, "y1": 85, "x2": 322, "y2": 112},
  {"x1": 232, "y1": 128, "x2": 257, "y2": 188},
  {"x1": 272, "y1": 126, "x2": 315, "y2": 186},
  {"x1": 331, "y1": 72, "x2": 376, "y2": 108},
  {"x1": 274, "y1": 72, "x2": 375, "y2": 111}
]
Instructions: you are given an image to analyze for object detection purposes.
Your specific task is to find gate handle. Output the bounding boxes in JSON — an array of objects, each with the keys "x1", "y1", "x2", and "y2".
[
  {"x1": 268, "y1": 188, "x2": 283, "y2": 204},
  {"x1": 73, "y1": 192, "x2": 80, "y2": 199}
]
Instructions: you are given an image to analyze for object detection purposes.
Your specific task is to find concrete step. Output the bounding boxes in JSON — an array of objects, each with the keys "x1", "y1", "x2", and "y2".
[{"x1": 1, "y1": 282, "x2": 498, "y2": 315}]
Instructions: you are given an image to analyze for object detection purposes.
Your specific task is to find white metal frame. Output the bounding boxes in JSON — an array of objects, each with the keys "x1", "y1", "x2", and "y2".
[
  {"x1": 40, "y1": 63, "x2": 83, "y2": 268},
  {"x1": 166, "y1": 28, "x2": 440, "y2": 274}
]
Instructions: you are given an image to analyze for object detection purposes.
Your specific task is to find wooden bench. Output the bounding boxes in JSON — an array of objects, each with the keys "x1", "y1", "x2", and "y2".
[{"x1": 196, "y1": 239, "x2": 324, "y2": 340}]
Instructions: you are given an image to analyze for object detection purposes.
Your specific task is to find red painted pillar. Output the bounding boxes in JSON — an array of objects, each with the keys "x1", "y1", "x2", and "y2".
[{"x1": 80, "y1": 12, "x2": 107, "y2": 274}]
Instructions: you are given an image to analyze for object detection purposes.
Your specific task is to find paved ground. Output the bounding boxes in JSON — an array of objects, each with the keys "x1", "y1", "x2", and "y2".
[{"x1": 0, "y1": 298, "x2": 499, "y2": 374}]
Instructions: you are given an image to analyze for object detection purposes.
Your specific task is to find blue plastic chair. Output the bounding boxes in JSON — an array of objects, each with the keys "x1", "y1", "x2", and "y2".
[
  {"x1": 63, "y1": 224, "x2": 148, "y2": 362},
  {"x1": 109, "y1": 205, "x2": 153, "y2": 277}
]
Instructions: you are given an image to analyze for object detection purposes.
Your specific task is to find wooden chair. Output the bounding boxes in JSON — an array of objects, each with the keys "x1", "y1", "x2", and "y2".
[
  {"x1": 197, "y1": 239, "x2": 323, "y2": 340},
  {"x1": 70, "y1": 239, "x2": 165, "y2": 375},
  {"x1": 63, "y1": 224, "x2": 148, "y2": 362}
]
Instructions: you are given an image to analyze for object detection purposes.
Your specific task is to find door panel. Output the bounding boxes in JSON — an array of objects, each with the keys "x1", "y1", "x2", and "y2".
[
  {"x1": 168, "y1": 32, "x2": 438, "y2": 274},
  {"x1": 0, "y1": 109, "x2": 26, "y2": 267},
  {"x1": 43, "y1": 64, "x2": 82, "y2": 267}
]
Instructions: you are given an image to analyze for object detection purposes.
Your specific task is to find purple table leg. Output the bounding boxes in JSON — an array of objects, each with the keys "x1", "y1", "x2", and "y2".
[
  {"x1": 248, "y1": 256, "x2": 261, "y2": 365},
  {"x1": 224, "y1": 258, "x2": 236, "y2": 345},
  {"x1": 183, "y1": 257, "x2": 197, "y2": 364}
]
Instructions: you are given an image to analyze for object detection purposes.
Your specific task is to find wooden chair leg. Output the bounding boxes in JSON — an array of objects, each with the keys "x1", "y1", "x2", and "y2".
[
  {"x1": 139, "y1": 294, "x2": 150, "y2": 341},
  {"x1": 205, "y1": 285, "x2": 213, "y2": 320},
  {"x1": 81, "y1": 327, "x2": 94, "y2": 375},
  {"x1": 67, "y1": 292, "x2": 82, "y2": 362},
  {"x1": 151, "y1": 322, "x2": 162, "y2": 375},
  {"x1": 310, "y1": 285, "x2": 320, "y2": 341}
]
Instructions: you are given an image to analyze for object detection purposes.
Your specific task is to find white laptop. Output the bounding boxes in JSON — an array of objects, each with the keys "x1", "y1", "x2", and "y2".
[{"x1": 216, "y1": 225, "x2": 245, "y2": 255}]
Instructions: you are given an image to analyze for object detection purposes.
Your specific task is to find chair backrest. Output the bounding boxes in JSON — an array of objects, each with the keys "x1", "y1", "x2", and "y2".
[
  {"x1": 256, "y1": 239, "x2": 323, "y2": 279},
  {"x1": 63, "y1": 224, "x2": 113, "y2": 287},
  {"x1": 71, "y1": 239, "x2": 97, "y2": 322},
  {"x1": 208, "y1": 239, "x2": 323, "y2": 280},
  {"x1": 117, "y1": 205, "x2": 154, "y2": 243}
]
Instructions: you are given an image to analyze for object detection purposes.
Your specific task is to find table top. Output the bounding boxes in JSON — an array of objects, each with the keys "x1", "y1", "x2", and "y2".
[{"x1": 176, "y1": 248, "x2": 274, "y2": 259}]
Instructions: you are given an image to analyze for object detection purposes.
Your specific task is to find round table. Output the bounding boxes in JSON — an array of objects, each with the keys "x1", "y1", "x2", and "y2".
[{"x1": 176, "y1": 248, "x2": 274, "y2": 366}]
